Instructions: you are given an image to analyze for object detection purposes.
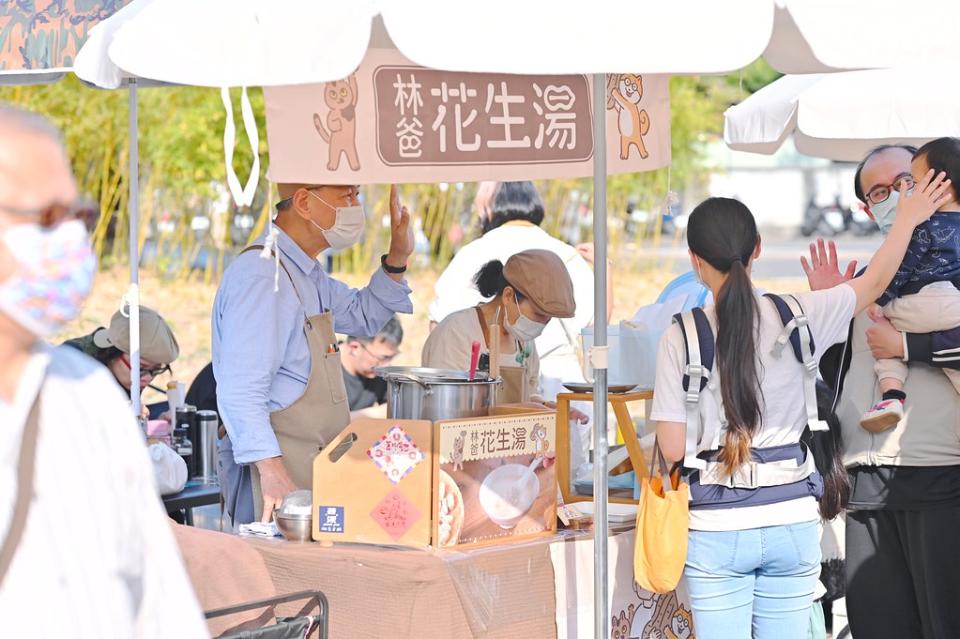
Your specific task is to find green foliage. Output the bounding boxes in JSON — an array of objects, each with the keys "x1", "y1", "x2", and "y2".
[{"x1": 2, "y1": 68, "x2": 776, "y2": 276}]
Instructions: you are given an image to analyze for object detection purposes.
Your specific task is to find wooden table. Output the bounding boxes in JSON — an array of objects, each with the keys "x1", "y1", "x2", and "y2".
[{"x1": 175, "y1": 524, "x2": 693, "y2": 639}]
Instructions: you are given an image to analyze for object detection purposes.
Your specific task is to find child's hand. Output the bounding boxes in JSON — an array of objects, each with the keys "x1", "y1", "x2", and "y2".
[
  {"x1": 895, "y1": 169, "x2": 952, "y2": 229},
  {"x1": 867, "y1": 303, "x2": 884, "y2": 322}
]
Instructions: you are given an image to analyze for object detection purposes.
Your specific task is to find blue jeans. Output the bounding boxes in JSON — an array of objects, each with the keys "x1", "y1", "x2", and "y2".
[{"x1": 684, "y1": 521, "x2": 821, "y2": 639}]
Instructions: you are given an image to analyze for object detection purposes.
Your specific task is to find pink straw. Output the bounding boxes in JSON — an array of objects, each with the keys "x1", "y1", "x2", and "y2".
[{"x1": 468, "y1": 340, "x2": 481, "y2": 380}]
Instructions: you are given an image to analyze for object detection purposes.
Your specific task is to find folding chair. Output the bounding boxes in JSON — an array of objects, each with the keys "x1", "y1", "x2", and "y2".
[{"x1": 205, "y1": 589, "x2": 329, "y2": 639}]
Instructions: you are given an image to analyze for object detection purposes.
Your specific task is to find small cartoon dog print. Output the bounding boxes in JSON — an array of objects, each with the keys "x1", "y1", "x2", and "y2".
[
  {"x1": 607, "y1": 73, "x2": 651, "y2": 161},
  {"x1": 530, "y1": 423, "x2": 549, "y2": 459},
  {"x1": 451, "y1": 431, "x2": 466, "y2": 471},
  {"x1": 313, "y1": 73, "x2": 360, "y2": 171}
]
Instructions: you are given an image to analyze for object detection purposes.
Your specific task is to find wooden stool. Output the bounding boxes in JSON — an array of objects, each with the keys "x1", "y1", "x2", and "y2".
[{"x1": 555, "y1": 390, "x2": 652, "y2": 505}]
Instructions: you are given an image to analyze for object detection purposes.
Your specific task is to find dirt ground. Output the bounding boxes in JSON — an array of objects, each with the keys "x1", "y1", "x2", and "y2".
[{"x1": 51, "y1": 264, "x2": 806, "y2": 404}]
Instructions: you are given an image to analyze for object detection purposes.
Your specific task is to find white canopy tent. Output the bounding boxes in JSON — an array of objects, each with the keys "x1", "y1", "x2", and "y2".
[
  {"x1": 764, "y1": 0, "x2": 960, "y2": 74},
  {"x1": 69, "y1": 1, "x2": 960, "y2": 636},
  {"x1": 724, "y1": 69, "x2": 960, "y2": 161}
]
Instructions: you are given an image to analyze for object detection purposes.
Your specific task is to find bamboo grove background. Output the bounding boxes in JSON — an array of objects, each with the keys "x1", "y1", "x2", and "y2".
[{"x1": 1, "y1": 63, "x2": 778, "y2": 280}]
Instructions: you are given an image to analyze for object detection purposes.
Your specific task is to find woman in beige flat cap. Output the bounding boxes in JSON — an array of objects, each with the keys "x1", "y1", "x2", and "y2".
[{"x1": 423, "y1": 249, "x2": 585, "y2": 422}]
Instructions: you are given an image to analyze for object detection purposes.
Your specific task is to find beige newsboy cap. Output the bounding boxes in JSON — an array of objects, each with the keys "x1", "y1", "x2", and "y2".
[
  {"x1": 93, "y1": 306, "x2": 180, "y2": 365},
  {"x1": 503, "y1": 249, "x2": 576, "y2": 318}
]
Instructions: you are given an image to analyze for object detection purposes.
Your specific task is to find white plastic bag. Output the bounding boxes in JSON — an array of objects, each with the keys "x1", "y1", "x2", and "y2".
[
  {"x1": 149, "y1": 443, "x2": 188, "y2": 495},
  {"x1": 580, "y1": 297, "x2": 684, "y2": 389}
]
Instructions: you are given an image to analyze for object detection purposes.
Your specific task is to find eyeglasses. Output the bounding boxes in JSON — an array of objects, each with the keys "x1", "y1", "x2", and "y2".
[
  {"x1": 120, "y1": 354, "x2": 171, "y2": 377},
  {"x1": 359, "y1": 342, "x2": 397, "y2": 365},
  {"x1": 865, "y1": 173, "x2": 915, "y2": 206},
  {"x1": 277, "y1": 186, "x2": 360, "y2": 210},
  {"x1": 0, "y1": 198, "x2": 99, "y2": 231}
]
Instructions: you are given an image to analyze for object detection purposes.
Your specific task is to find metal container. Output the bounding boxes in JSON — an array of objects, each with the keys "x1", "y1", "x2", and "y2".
[
  {"x1": 175, "y1": 404, "x2": 198, "y2": 475},
  {"x1": 376, "y1": 366, "x2": 501, "y2": 422},
  {"x1": 275, "y1": 490, "x2": 313, "y2": 542},
  {"x1": 197, "y1": 410, "x2": 219, "y2": 484},
  {"x1": 275, "y1": 515, "x2": 312, "y2": 542}
]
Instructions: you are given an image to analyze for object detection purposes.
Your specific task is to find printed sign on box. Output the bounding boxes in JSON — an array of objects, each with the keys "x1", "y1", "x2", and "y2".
[
  {"x1": 318, "y1": 506, "x2": 344, "y2": 534},
  {"x1": 435, "y1": 412, "x2": 556, "y2": 548}
]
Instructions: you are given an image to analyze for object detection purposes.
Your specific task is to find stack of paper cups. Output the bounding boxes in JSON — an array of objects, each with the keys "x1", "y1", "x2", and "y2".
[{"x1": 166, "y1": 380, "x2": 187, "y2": 413}]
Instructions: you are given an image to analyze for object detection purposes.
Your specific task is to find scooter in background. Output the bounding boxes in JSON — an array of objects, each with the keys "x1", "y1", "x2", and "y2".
[
  {"x1": 849, "y1": 202, "x2": 880, "y2": 236},
  {"x1": 801, "y1": 197, "x2": 846, "y2": 237}
]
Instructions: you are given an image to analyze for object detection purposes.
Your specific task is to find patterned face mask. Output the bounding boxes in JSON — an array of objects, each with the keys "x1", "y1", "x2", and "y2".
[{"x1": 0, "y1": 219, "x2": 95, "y2": 336}]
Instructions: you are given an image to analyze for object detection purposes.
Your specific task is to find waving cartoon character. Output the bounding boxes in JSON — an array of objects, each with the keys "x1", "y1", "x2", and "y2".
[
  {"x1": 313, "y1": 73, "x2": 360, "y2": 171},
  {"x1": 451, "y1": 431, "x2": 467, "y2": 471},
  {"x1": 607, "y1": 73, "x2": 651, "y2": 161},
  {"x1": 530, "y1": 422, "x2": 549, "y2": 459}
]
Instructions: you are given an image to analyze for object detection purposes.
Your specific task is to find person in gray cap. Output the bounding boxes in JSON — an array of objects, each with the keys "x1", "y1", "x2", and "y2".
[{"x1": 65, "y1": 305, "x2": 180, "y2": 400}]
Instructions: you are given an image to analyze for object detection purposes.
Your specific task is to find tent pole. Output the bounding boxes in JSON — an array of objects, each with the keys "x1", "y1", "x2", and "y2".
[
  {"x1": 128, "y1": 78, "x2": 142, "y2": 417},
  {"x1": 591, "y1": 73, "x2": 610, "y2": 639}
]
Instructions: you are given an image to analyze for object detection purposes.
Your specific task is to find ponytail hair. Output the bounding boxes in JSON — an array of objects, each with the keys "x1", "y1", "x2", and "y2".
[
  {"x1": 473, "y1": 260, "x2": 508, "y2": 298},
  {"x1": 807, "y1": 381, "x2": 850, "y2": 520},
  {"x1": 687, "y1": 198, "x2": 762, "y2": 478}
]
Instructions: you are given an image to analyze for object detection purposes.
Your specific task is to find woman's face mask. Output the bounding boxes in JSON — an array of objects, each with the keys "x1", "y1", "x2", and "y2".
[
  {"x1": 0, "y1": 219, "x2": 95, "y2": 336},
  {"x1": 503, "y1": 294, "x2": 547, "y2": 343}
]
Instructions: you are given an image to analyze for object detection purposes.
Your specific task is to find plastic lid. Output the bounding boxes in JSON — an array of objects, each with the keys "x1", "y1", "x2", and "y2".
[{"x1": 278, "y1": 489, "x2": 313, "y2": 518}]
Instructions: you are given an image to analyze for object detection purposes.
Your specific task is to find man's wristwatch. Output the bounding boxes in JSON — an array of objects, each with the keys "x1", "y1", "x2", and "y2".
[{"x1": 380, "y1": 254, "x2": 407, "y2": 274}]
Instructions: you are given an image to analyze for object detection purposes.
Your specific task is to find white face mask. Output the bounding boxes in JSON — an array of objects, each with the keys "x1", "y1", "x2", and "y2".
[
  {"x1": 870, "y1": 191, "x2": 901, "y2": 236},
  {"x1": 308, "y1": 191, "x2": 365, "y2": 250},
  {"x1": 0, "y1": 219, "x2": 95, "y2": 336},
  {"x1": 504, "y1": 296, "x2": 547, "y2": 343}
]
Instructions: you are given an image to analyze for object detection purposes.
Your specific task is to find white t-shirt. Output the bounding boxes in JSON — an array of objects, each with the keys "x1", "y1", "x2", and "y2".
[
  {"x1": 650, "y1": 284, "x2": 857, "y2": 531},
  {"x1": 0, "y1": 345, "x2": 207, "y2": 638},
  {"x1": 428, "y1": 221, "x2": 595, "y2": 362}
]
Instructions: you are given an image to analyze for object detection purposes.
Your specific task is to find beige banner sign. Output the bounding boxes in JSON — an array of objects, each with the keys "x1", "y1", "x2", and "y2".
[{"x1": 264, "y1": 50, "x2": 670, "y2": 185}]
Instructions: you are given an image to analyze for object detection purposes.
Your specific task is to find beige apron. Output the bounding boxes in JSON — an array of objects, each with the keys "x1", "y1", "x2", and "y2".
[
  {"x1": 240, "y1": 246, "x2": 350, "y2": 519},
  {"x1": 474, "y1": 306, "x2": 530, "y2": 404}
]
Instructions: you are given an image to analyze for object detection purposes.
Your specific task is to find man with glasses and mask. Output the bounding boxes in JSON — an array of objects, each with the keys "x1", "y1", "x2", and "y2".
[
  {"x1": 340, "y1": 315, "x2": 402, "y2": 420},
  {"x1": 213, "y1": 183, "x2": 414, "y2": 525},
  {"x1": 803, "y1": 143, "x2": 960, "y2": 639},
  {"x1": 0, "y1": 105, "x2": 206, "y2": 635}
]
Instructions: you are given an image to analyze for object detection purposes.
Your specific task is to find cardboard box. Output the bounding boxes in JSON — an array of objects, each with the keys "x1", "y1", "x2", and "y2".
[
  {"x1": 434, "y1": 410, "x2": 556, "y2": 548},
  {"x1": 312, "y1": 408, "x2": 557, "y2": 549},
  {"x1": 313, "y1": 418, "x2": 434, "y2": 547}
]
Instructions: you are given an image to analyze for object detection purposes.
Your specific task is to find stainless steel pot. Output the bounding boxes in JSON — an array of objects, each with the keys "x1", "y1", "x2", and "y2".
[{"x1": 376, "y1": 366, "x2": 501, "y2": 422}]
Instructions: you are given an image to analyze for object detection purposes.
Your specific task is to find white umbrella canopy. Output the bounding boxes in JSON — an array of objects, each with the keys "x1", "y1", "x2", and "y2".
[
  {"x1": 85, "y1": 0, "x2": 775, "y2": 84},
  {"x1": 764, "y1": 0, "x2": 960, "y2": 74},
  {"x1": 724, "y1": 69, "x2": 960, "y2": 161}
]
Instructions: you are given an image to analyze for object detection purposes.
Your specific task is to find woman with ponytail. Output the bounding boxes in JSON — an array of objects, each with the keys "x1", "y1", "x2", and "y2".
[{"x1": 650, "y1": 177, "x2": 950, "y2": 639}]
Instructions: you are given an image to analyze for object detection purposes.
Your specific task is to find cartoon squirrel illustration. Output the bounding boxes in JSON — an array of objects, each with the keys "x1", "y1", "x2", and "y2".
[
  {"x1": 451, "y1": 431, "x2": 466, "y2": 471},
  {"x1": 664, "y1": 607, "x2": 694, "y2": 639},
  {"x1": 635, "y1": 590, "x2": 696, "y2": 639},
  {"x1": 612, "y1": 604, "x2": 636, "y2": 639},
  {"x1": 606, "y1": 73, "x2": 651, "y2": 161},
  {"x1": 530, "y1": 423, "x2": 549, "y2": 459},
  {"x1": 313, "y1": 74, "x2": 360, "y2": 171}
]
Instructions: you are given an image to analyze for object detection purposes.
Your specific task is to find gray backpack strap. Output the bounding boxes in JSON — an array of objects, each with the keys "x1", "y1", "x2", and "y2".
[
  {"x1": 674, "y1": 309, "x2": 714, "y2": 471},
  {"x1": 769, "y1": 294, "x2": 829, "y2": 433}
]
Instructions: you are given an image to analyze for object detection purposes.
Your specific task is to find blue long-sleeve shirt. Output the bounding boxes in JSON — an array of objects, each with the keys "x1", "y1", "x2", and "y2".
[
  {"x1": 212, "y1": 229, "x2": 412, "y2": 464},
  {"x1": 878, "y1": 211, "x2": 960, "y2": 305}
]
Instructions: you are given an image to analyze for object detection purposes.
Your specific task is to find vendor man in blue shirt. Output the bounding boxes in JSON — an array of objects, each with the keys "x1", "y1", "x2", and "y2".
[{"x1": 213, "y1": 183, "x2": 414, "y2": 524}]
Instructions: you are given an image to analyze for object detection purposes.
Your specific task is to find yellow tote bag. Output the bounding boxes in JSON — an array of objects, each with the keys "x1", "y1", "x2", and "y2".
[{"x1": 634, "y1": 443, "x2": 690, "y2": 594}]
